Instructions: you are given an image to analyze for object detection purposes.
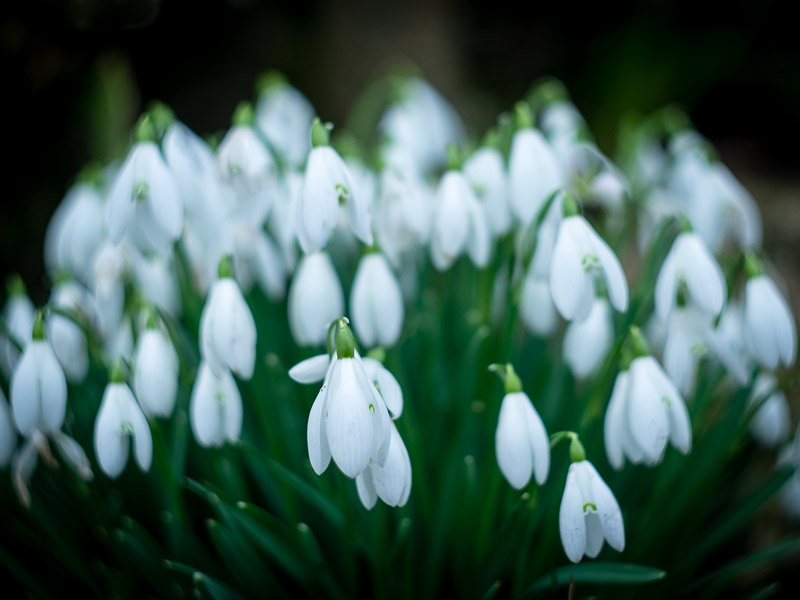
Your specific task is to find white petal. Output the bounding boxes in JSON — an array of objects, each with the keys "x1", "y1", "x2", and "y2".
[
  {"x1": 301, "y1": 147, "x2": 345, "y2": 252},
  {"x1": 584, "y1": 512, "x2": 605, "y2": 558},
  {"x1": 134, "y1": 329, "x2": 179, "y2": 418},
  {"x1": 627, "y1": 357, "x2": 670, "y2": 464},
  {"x1": 222, "y1": 371, "x2": 243, "y2": 444},
  {"x1": 520, "y1": 272, "x2": 558, "y2": 336},
  {"x1": 559, "y1": 463, "x2": 587, "y2": 563},
  {"x1": 289, "y1": 354, "x2": 331, "y2": 384},
  {"x1": 522, "y1": 394, "x2": 551, "y2": 486},
  {"x1": 190, "y1": 362, "x2": 225, "y2": 448},
  {"x1": 495, "y1": 393, "x2": 534, "y2": 490},
  {"x1": 288, "y1": 252, "x2": 345, "y2": 347},
  {"x1": 37, "y1": 343, "x2": 67, "y2": 434},
  {"x1": 356, "y1": 469, "x2": 378, "y2": 510},
  {"x1": 127, "y1": 397, "x2": 152, "y2": 473},
  {"x1": 307, "y1": 383, "x2": 332, "y2": 475},
  {"x1": 325, "y1": 359, "x2": 374, "y2": 478},
  {"x1": 371, "y1": 422, "x2": 410, "y2": 506},
  {"x1": 654, "y1": 250, "x2": 678, "y2": 322},
  {"x1": 209, "y1": 279, "x2": 257, "y2": 380},
  {"x1": 563, "y1": 299, "x2": 613, "y2": 379},
  {"x1": 604, "y1": 371, "x2": 629, "y2": 470},
  {"x1": 351, "y1": 254, "x2": 404, "y2": 348},
  {"x1": 648, "y1": 359, "x2": 692, "y2": 454},
  {"x1": 586, "y1": 461, "x2": 625, "y2": 552},
  {"x1": 550, "y1": 220, "x2": 590, "y2": 320},
  {"x1": 593, "y1": 232, "x2": 629, "y2": 312},
  {"x1": 10, "y1": 343, "x2": 43, "y2": 436},
  {"x1": 362, "y1": 358, "x2": 403, "y2": 419},
  {"x1": 94, "y1": 384, "x2": 130, "y2": 479}
]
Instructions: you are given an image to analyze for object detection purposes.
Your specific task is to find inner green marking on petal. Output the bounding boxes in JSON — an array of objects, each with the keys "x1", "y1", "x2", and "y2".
[
  {"x1": 583, "y1": 502, "x2": 597, "y2": 512},
  {"x1": 121, "y1": 421, "x2": 134, "y2": 434},
  {"x1": 336, "y1": 183, "x2": 349, "y2": 204},
  {"x1": 215, "y1": 392, "x2": 225, "y2": 405},
  {"x1": 691, "y1": 342, "x2": 708, "y2": 357},
  {"x1": 368, "y1": 403, "x2": 375, "y2": 414},
  {"x1": 581, "y1": 255, "x2": 599, "y2": 272},
  {"x1": 662, "y1": 396, "x2": 671, "y2": 407},
  {"x1": 229, "y1": 164, "x2": 243, "y2": 176},
  {"x1": 133, "y1": 181, "x2": 150, "y2": 202}
]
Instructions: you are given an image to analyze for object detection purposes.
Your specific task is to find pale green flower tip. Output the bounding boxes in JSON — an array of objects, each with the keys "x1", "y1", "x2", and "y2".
[
  {"x1": 334, "y1": 317, "x2": 355, "y2": 358},
  {"x1": 445, "y1": 144, "x2": 463, "y2": 171},
  {"x1": 569, "y1": 435, "x2": 586, "y2": 463},
  {"x1": 513, "y1": 101, "x2": 534, "y2": 131},
  {"x1": 6, "y1": 273, "x2": 26, "y2": 297},
  {"x1": 311, "y1": 118, "x2": 332, "y2": 148},
  {"x1": 76, "y1": 161, "x2": 103, "y2": 186},
  {"x1": 134, "y1": 113, "x2": 157, "y2": 144},
  {"x1": 629, "y1": 326, "x2": 650, "y2": 359},
  {"x1": 217, "y1": 255, "x2": 234, "y2": 279},
  {"x1": 482, "y1": 126, "x2": 500, "y2": 150},
  {"x1": 110, "y1": 359, "x2": 125, "y2": 384},
  {"x1": 147, "y1": 100, "x2": 176, "y2": 136},
  {"x1": 144, "y1": 305, "x2": 159, "y2": 331},
  {"x1": 489, "y1": 363, "x2": 523, "y2": 394},
  {"x1": 562, "y1": 193, "x2": 580, "y2": 217},
  {"x1": 32, "y1": 310, "x2": 46, "y2": 341},
  {"x1": 231, "y1": 101, "x2": 255, "y2": 128},
  {"x1": 527, "y1": 77, "x2": 569, "y2": 110},
  {"x1": 255, "y1": 69, "x2": 287, "y2": 95},
  {"x1": 744, "y1": 252, "x2": 763, "y2": 280}
]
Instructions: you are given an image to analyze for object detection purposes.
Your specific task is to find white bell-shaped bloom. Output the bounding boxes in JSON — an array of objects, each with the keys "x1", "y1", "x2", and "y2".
[
  {"x1": 463, "y1": 147, "x2": 511, "y2": 236},
  {"x1": 0, "y1": 388, "x2": 16, "y2": 467},
  {"x1": 104, "y1": 317, "x2": 134, "y2": 364},
  {"x1": 46, "y1": 281, "x2": 90, "y2": 383},
  {"x1": 520, "y1": 271, "x2": 559, "y2": 337},
  {"x1": 44, "y1": 183, "x2": 105, "y2": 282},
  {"x1": 131, "y1": 250, "x2": 181, "y2": 318},
  {"x1": 559, "y1": 460, "x2": 625, "y2": 563},
  {"x1": 134, "y1": 327, "x2": 179, "y2": 418},
  {"x1": 200, "y1": 267, "x2": 257, "y2": 380},
  {"x1": 107, "y1": 141, "x2": 183, "y2": 254},
  {"x1": 216, "y1": 125, "x2": 277, "y2": 198},
  {"x1": 350, "y1": 253, "x2": 404, "y2": 348},
  {"x1": 0, "y1": 289, "x2": 35, "y2": 378},
  {"x1": 163, "y1": 121, "x2": 219, "y2": 218},
  {"x1": 255, "y1": 80, "x2": 315, "y2": 168},
  {"x1": 550, "y1": 215, "x2": 628, "y2": 322},
  {"x1": 508, "y1": 129, "x2": 565, "y2": 225},
  {"x1": 654, "y1": 231, "x2": 726, "y2": 322},
  {"x1": 495, "y1": 391, "x2": 550, "y2": 489},
  {"x1": 356, "y1": 420, "x2": 412, "y2": 509},
  {"x1": 90, "y1": 241, "x2": 126, "y2": 336},
  {"x1": 747, "y1": 373, "x2": 790, "y2": 447},
  {"x1": 361, "y1": 356, "x2": 403, "y2": 419},
  {"x1": 743, "y1": 274, "x2": 797, "y2": 370},
  {"x1": 189, "y1": 361, "x2": 243, "y2": 448},
  {"x1": 430, "y1": 171, "x2": 491, "y2": 271},
  {"x1": 604, "y1": 356, "x2": 691, "y2": 469},
  {"x1": 221, "y1": 218, "x2": 287, "y2": 301},
  {"x1": 563, "y1": 298, "x2": 614, "y2": 379},
  {"x1": 93, "y1": 379, "x2": 152, "y2": 479},
  {"x1": 287, "y1": 252, "x2": 344, "y2": 347}
]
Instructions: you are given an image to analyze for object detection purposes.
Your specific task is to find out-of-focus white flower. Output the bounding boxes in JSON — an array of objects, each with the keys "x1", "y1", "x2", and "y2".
[
  {"x1": 495, "y1": 389, "x2": 550, "y2": 489},
  {"x1": 134, "y1": 325, "x2": 179, "y2": 419},
  {"x1": 747, "y1": 373, "x2": 790, "y2": 447},
  {"x1": 563, "y1": 298, "x2": 613, "y2": 379},
  {"x1": 0, "y1": 282, "x2": 35, "y2": 378},
  {"x1": 549, "y1": 214, "x2": 628, "y2": 322},
  {"x1": 356, "y1": 420, "x2": 412, "y2": 509},
  {"x1": 463, "y1": 147, "x2": 511, "y2": 236},
  {"x1": 539, "y1": 100, "x2": 588, "y2": 167},
  {"x1": 107, "y1": 141, "x2": 183, "y2": 254},
  {"x1": 743, "y1": 274, "x2": 797, "y2": 370},
  {"x1": 163, "y1": 121, "x2": 219, "y2": 218},
  {"x1": 0, "y1": 388, "x2": 16, "y2": 467},
  {"x1": 287, "y1": 252, "x2": 344, "y2": 347},
  {"x1": 559, "y1": 459, "x2": 625, "y2": 563},
  {"x1": 104, "y1": 316, "x2": 134, "y2": 364},
  {"x1": 131, "y1": 251, "x2": 181, "y2": 317},
  {"x1": 90, "y1": 241, "x2": 127, "y2": 336},
  {"x1": 200, "y1": 259, "x2": 257, "y2": 380},
  {"x1": 46, "y1": 281, "x2": 90, "y2": 382},
  {"x1": 189, "y1": 361, "x2": 243, "y2": 448},
  {"x1": 268, "y1": 171, "x2": 302, "y2": 272},
  {"x1": 93, "y1": 370, "x2": 152, "y2": 479},
  {"x1": 216, "y1": 124, "x2": 277, "y2": 199},
  {"x1": 255, "y1": 77, "x2": 315, "y2": 168},
  {"x1": 222, "y1": 218, "x2": 287, "y2": 301},
  {"x1": 654, "y1": 231, "x2": 726, "y2": 322},
  {"x1": 520, "y1": 270, "x2": 559, "y2": 337},
  {"x1": 508, "y1": 128, "x2": 565, "y2": 225},
  {"x1": 350, "y1": 253, "x2": 404, "y2": 348},
  {"x1": 604, "y1": 355, "x2": 691, "y2": 469},
  {"x1": 430, "y1": 170, "x2": 491, "y2": 271}
]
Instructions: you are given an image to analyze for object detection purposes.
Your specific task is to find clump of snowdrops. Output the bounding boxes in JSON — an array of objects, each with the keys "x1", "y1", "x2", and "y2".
[{"x1": 1, "y1": 73, "x2": 799, "y2": 599}]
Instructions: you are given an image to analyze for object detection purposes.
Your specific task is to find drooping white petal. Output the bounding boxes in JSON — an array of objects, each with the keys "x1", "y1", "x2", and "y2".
[
  {"x1": 586, "y1": 461, "x2": 625, "y2": 552},
  {"x1": 128, "y1": 396, "x2": 153, "y2": 473},
  {"x1": 307, "y1": 382, "x2": 332, "y2": 475},
  {"x1": 37, "y1": 343, "x2": 68, "y2": 434},
  {"x1": 604, "y1": 370, "x2": 629, "y2": 470},
  {"x1": 748, "y1": 374, "x2": 790, "y2": 447},
  {"x1": 520, "y1": 271, "x2": 558, "y2": 336},
  {"x1": 289, "y1": 354, "x2": 331, "y2": 384},
  {"x1": 361, "y1": 357, "x2": 404, "y2": 419},
  {"x1": 288, "y1": 252, "x2": 344, "y2": 347},
  {"x1": 356, "y1": 469, "x2": 378, "y2": 510},
  {"x1": 189, "y1": 362, "x2": 226, "y2": 448},
  {"x1": 370, "y1": 421, "x2": 411, "y2": 506},
  {"x1": 350, "y1": 254, "x2": 404, "y2": 348},
  {"x1": 627, "y1": 357, "x2": 670, "y2": 464},
  {"x1": 463, "y1": 147, "x2": 511, "y2": 236},
  {"x1": 134, "y1": 329, "x2": 179, "y2": 418},
  {"x1": 550, "y1": 220, "x2": 590, "y2": 320},
  {"x1": 509, "y1": 129, "x2": 564, "y2": 225},
  {"x1": 559, "y1": 463, "x2": 587, "y2": 563},
  {"x1": 495, "y1": 393, "x2": 534, "y2": 490},
  {"x1": 521, "y1": 393, "x2": 550, "y2": 485},
  {"x1": 648, "y1": 357, "x2": 692, "y2": 454},
  {"x1": 11, "y1": 341, "x2": 67, "y2": 436},
  {"x1": 744, "y1": 276, "x2": 797, "y2": 369},
  {"x1": 593, "y1": 234, "x2": 629, "y2": 313},
  {"x1": 584, "y1": 512, "x2": 605, "y2": 558},
  {"x1": 563, "y1": 299, "x2": 613, "y2": 379},
  {"x1": 94, "y1": 384, "x2": 131, "y2": 479}
]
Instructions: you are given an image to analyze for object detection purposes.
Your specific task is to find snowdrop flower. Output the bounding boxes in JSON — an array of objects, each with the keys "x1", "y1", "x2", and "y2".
[
  {"x1": 0, "y1": 388, "x2": 16, "y2": 467},
  {"x1": 520, "y1": 271, "x2": 559, "y2": 336},
  {"x1": 90, "y1": 241, "x2": 127, "y2": 336},
  {"x1": 133, "y1": 321, "x2": 179, "y2": 418},
  {"x1": 107, "y1": 141, "x2": 183, "y2": 254},
  {"x1": 549, "y1": 204, "x2": 628, "y2": 322},
  {"x1": 654, "y1": 231, "x2": 726, "y2": 322},
  {"x1": 0, "y1": 278, "x2": 35, "y2": 378},
  {"x1": 350, "y1": 253, "x2": 404, "y2": 348},
  {"x1": 189, "y1": 361, "x2": 243, "y2": 448},
  {"x1": 10, "y1": 314, "x2": 67, "y2": 437},
  {"x1": 563, "y1": 298, "x2": 614, "y2": 379},
  {"x1": 604, "y1": 347, "x2": 692, "y2": 469},
  {"x1": 216, "y1": 120, "x2": 277, "y2": 199},
  {"x1": 430, "y1": 170, "x2": 491, "y2": 271},
  {"x1": 295, "y1": 119, "x2": 373, "y2": 254},
  {"x1": 747, "y1": 373, "x2": 790, "y2": 447},
  {"x1": 220, "y1": 217, "x2": 287, "y2": 301},
  {"x1": 131, "y1": 250, "x2": 181, "y2": 317},
  {"x1": 462, "y1": 146, "x2": 511, "y2": 236},
  {"x1": 255, "y1": 74, "x2": 315, "y2": 168},
  {"x1": 46, "y1": 281, "x2": 90, "y2": 382},
  {"x1": 356, "y1": 420, "x2": 412, "y2": 509},
  {"x1": 200, "y1": 257, "x2": 257, "y2": 380},
  {"x1": 493, "y1": 364, "x2": 550, "y2": 489},
  {"x1": 93, "y1": 364, "x2": 152, "y2": 479},
  {"x1": 288, "y1": 252, "x2": 344, "y2": 347},
  {"x1": 508, "y1": 104, "x2": 565, "y2": 225},
  {"x1": 560, "y1": 459, "x2": 625, "y2": 563},
  {"x1": 306, "y1": 319, "x2": 391, "y2": 478},
  {"x1": 163, "y1": 121, "x2": 219, "y2": 218},
  {"x1": 743, "y1": 270, "x2": 797, "y2": 370}
]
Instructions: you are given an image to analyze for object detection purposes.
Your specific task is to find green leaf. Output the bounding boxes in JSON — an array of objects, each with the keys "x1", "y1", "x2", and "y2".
[{"x1": 525, "y1": 562, "x2": 667, "y2": 594}]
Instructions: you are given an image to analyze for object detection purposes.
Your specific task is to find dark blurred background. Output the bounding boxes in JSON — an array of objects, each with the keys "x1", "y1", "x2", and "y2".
[{"x1": 3, "y1": 0, "x2": 800, "y2": 304}]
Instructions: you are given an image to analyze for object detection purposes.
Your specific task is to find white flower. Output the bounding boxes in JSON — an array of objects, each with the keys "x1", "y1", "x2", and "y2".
[
  {"x1": 654, "y1": 231, "x2": 726, "y2": 322},
  {"x1": 90, "y1": 241, "x2": 126, "y2": 336},
  {"x1": 350, "y1": 253, "x2": 404, "y2": 348},
  {"x1": 107, "y1": 141, "x2": 183, "y2": 254},
  {"x1": 134, "y1": 327, "x2": 179, "y2": 418},
  {"x1": 307, "y1": 348, "x2": 392, "y2": 479},
  {"x1": 563, "y1": 299, "x2": 614, "y2": 379},
  {"x1": 743, "y1": 274, "x2": 797, "y2": 370},
  {"x1": 550, "y1": 215, "x2": 629, "y2": 322},
  {"x1": 508, "y1": 128, "x2": 565, "y2": 225},
  {"x1": 747, "y1": 373, "x2": 790, "y2": 447},
  {"x1": 131, "y1": 252, "x2": 181, "y2": 318},
  {"x1": 463, "y1": 147, "x2": 511, "y2": 236},
  {"x1": 93, "y1": 380, "x2": 152, "y2": 479},
  {"x1": 255, "y1": 80, "x2": 315, "y2": 168},
  {"x1": 163, "y1": 121, "x2": 219, "y2": 218},
  {"x1": 0, "y1": 387, "x2": 16, "y2": 467},
  {"x1": 495, "y1": 391, "x2": 550, "y2": 489},
  {"x1": 200, "y1": 267, "x2": 257, "y2": 380},
  {"x1": 216, "y1": 125, "x2": 277, "y2": 197},
  {"x1": 0, "y1": 289, "x2": 35, "y2": 378},
  {"x1": 296, "y1": 140, "x2": 373, "y2": 254},
  {"x1": 604, "y1": 356, "x2": 691, "y2": 469},
  {"x1": 430, "y1": 171, "x2": 491, "y2": 271},
  {"x1": 559, "y1": 460, "x2": 625, "y2": 563},
  {"x1": 46, "y1": 281, "x2": 90, "y2": 382},
  {"x1": 356, "y1": 420, "x2": 412, "y2": 509},
  {"x1": 287, "y1": 252, "x2": 344, "y2": 347},
  {"x1": 189, "y1": 361, "x2": 243, "y2": 448},
  {"x1": 289, "y1": 353, "x2": 332, "y2": 384},
  {"x1": 374, "y1": 167, "x2": 433, "y2": 266},
  {"x1": 520, "y1": 271, "x2": 559, "y2": 337}
]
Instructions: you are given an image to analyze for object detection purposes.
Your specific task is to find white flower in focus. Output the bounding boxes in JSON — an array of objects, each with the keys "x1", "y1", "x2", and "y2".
[
  {"x1": 563, "y1": 298, "x2": 613, "y2": 379},
  {"x1": 559, "y1": 460, "x2": 625, "y2": 563},
  {"x1": 747, "y1": 373, "x2": 790, "y2": 448},
  {"x1": 356, "y1": 420, "x2": 412, "y2": 509},
  {"x1": 255, "y1": 78, "x2": 315, "y2": 168},
  {"x1": 654, "y1": 231, "x2": 726, "y2": 322},
  {"x1": 463, "y1": 147, "x2": 511, "y2": 236},
  {"x1": 508, "y1": 128, "x2": 565, "y2": 225},
  {"x1": 134, "y1": 326, "x2": 179, "y2": 418},
  {"x1": 93, "y1": 372, "x2": 152, "y2": 479},
  {"x1": 743, "y1": 274, "x2": 797, "y2": 370},
  {"x1": 288, "y1": 252, "x2": 344, "y2": 347},
  {"x1": 604, "y1": 355, "x2": 692, "y2": 469},
  {"x1": 430, "y1": 171, "x2": 491, "y2": 271},
  {"x1": 550, "y1": 214, "x2": 628, "y2": 322},
  {"x1": 350, "y1": 253, "x2": 404, "y2": 348},
  {"x1": 495, "y1": 390, "x2": 550, "y2": 489},
  {"x1": 200, "y1": 259, "x2": 257, "y2": 380},
  {"x1": 189, "y1": 361, "x2": 243, "y2": 448}
]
